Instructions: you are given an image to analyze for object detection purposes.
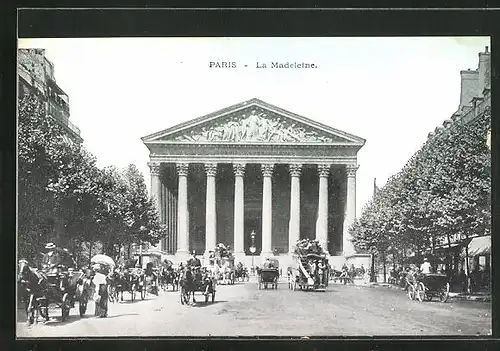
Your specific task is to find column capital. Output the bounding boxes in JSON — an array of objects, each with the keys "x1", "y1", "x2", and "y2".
[
  {"x1": 204, "y1": 163, "x2": 218, "y2": 177},
  {"x1": 148, "y1": 162, "x2": 161, "y2": 176},
  {"x1": 346, "y1": 164, "x2": 360, "y2": 177},
  {"x1": 233, "y1": 163, "x2": 246, "y2": 177},
  {"x1": 176, "y1": 163, "x2": 189, "y2": 176},
  {"x1": 317, "y1": 164, "x2": 331, "y2": 177},
  {"x1": 288, "y1": 163, "x2": 303, "y2": 177},
  {"x1": 261, "y1": 163, "x2": 275, "y2": 177}
]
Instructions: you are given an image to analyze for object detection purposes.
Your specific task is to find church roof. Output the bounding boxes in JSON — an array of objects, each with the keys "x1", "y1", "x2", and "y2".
[{"x1": 142, "y1": 98, "x2": 365, "y2": 147}]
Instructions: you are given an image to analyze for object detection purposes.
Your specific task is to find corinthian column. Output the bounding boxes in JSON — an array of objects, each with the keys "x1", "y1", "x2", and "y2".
[
  {"x1": 204, "y1": 163, "x2": 217, "y2": 256},
  {"x1": 149, "y1": 162, "x2": 162, "y2": 251},
  {"x1": 316, "y1": 164, "x2": 330, "y2": 255},
  {"x1": 343, "y1": 164, "x2": 359, "y2": 255},
  {"x1": 261, "y1": 164, "x2": 274, "y2": 256},
  {"x1": 288, "y1": 164, "x2": 302, "y2": 254},
  {"x1": 176, "y1": 163, "x2": 189, "y2": 256},
  {"x1": 233, "y1": 163, "x2": 246, "y2": 258}
]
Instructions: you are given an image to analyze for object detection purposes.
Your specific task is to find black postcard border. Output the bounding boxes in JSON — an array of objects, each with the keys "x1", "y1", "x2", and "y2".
[{"x1": 2, "y1": 7, "x2": 499, "y2": 351}]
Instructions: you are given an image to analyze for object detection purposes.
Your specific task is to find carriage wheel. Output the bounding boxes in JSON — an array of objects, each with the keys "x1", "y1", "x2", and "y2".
[
  {"x1": 79, "y1": 292, "x2": 88, "y2": 317},
  {"x1": 407, "y1": 284, "x2": 415, "y2": 300},
  {"x1": 416, "y1": 282, "x2": 426, "y2": 302},
  {"x1": 439, "y1": 282, "x2": 450, "y2": 303},
  {"x1": 61, "y1": 293, "x2": 71, "y2": 322},
  {"x1": 38, "y1": 298, "x2": 49, "y2": 321},
  {"x1": 26, "y1": 294, "x2": 35, "y2": 325}
]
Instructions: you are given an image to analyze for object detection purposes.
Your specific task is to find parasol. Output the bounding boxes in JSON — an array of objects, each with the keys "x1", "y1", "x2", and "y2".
[{"x1": 91, "y1": 254, "x2": 116, "y2": 268}]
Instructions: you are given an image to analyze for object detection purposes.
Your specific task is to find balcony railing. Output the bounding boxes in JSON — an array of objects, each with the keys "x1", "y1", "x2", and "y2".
[{"x1": 47, "y1": 100, "x2": 81, "y2": 136}]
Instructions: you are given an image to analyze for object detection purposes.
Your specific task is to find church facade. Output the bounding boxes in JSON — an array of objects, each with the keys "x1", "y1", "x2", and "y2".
[{"x1": 141, "y1": 98, "x2": 365, "y2": 264}]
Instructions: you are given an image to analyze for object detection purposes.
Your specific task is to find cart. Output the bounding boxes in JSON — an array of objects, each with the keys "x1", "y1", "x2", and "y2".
[
  {"x1": 179, "y1": 267, "x2": 216, "y2": 305},
  {"x1": 257, "y1": 259, "x2": 279, "y2": 290},
  {"x1": 414, "y1": 273, "x2": 450, "y2": 303},
  {"x1": 257, "y1": 268, "x2": 279, "y2": 289},
  {"x1": 289, "y1": 253, "x2": 328, "y2": 292},
  {"x1": 38, "y1": 267, "x2": 91, "y2": 322}
]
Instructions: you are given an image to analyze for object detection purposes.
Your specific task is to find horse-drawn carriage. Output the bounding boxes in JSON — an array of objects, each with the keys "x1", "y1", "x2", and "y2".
[
  {"x1": 17, "y1": 259, "x2": 92, "y2": 325},
  {"x1": 109, "y1": 258, "x2": 147, "y2": 302},
  {"x1": 179, "y1": 266, "x2": 216, "y2": 305},
  {"x1": 406, "y1": 272, "x2": 450, "y2": 303},
  {"x1": 288, "y1": 253, "x2": 328, "y2": 292},
  {"x1": 256, "y1": 258, "x2": 280, "y2": 290},
  {"x1": 234, "y1": 262, "x2": 250, "y2": 282},
  {"x1": 159, "y1": 261, "x2": 179, "y2": 291}
]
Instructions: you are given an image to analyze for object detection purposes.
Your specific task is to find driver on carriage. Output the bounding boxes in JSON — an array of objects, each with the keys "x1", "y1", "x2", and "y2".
[
  {"x1": 263, "y1": 257, "x2": 271, "y2": 269},
  {"x1": 420, "y1": 257, "x2": 432, "y2": 274},
  {"x1": 188, "y1": 251, "x2": 202, "y2": 283},
  {"x1": 42, "y1": 243, "x2": 76, "y2": 272},
  {"x1": 188, "y1": 251, "x2": 202, "y2": 268}
]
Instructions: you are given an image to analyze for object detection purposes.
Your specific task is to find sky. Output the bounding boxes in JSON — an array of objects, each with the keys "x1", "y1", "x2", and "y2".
[{"x1": 18, "y1": 37, "x2": 490, "y2": 216}]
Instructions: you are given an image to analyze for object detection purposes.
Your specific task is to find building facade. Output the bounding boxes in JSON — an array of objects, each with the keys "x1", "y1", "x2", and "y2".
[
  {"x1": 142, "y1": 98, "x2": 365, "y2": 265},
  {"x1": 18, "y1": 48, "x2": 83, "y2": 144}
]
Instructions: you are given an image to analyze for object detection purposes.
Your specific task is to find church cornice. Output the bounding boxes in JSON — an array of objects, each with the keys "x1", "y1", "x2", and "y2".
[
  {"x1": 149, "y1": 154, "x2": 358, "y2": 166},
  {"x1": 143, "y1": 140, "x2": 358, "y2": 148}
]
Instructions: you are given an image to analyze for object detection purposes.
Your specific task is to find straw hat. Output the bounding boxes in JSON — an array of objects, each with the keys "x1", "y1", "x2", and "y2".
[{"x1": 45, "y1": 243, "x2": 56, "y2": 250}]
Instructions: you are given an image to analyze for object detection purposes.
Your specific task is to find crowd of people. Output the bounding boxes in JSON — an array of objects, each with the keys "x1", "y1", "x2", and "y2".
[{"x1": 331, "y1": 263, "x2": 366, "y2": 284}]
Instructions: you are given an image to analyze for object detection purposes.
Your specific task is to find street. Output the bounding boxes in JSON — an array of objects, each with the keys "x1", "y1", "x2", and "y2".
[{"x1": 17, "y1": 279, "x2": 491, "y2": 337}]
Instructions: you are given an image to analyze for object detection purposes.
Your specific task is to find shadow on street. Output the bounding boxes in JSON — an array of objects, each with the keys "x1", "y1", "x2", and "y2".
[{"x1": 190, "y1": 300, "x2": 228, "y2": 308}]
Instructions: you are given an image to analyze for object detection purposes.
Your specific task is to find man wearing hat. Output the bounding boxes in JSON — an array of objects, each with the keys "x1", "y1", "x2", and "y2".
[
  {"x1": 187, "y1": 251, "x2": 202, "y2": 284},
  {"x1": 188, "y1": 251, "x2": 201, "y2": 268},
  {"x1": 420, "y1": 258, "x2": 432, "y2": 274},
  {"x1": 43, "y1": 243, "x2": 61, "y2": 269}
]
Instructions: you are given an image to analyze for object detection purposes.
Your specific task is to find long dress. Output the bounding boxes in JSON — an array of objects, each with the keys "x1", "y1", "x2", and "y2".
[{"x1": 93, "y1": 272, "x2": 108, "y2": 317}]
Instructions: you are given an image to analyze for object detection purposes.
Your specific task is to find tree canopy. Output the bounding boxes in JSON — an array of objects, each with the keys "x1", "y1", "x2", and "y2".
[
  {"x1": 350, "y1": 104, "x2": 491, "y2": 265},
  {"x1": 18, "y1": 93, "x2": 166, "y2": 266}
]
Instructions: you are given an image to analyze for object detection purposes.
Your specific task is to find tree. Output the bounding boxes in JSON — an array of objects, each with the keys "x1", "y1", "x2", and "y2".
[{"x1": 350, "y1": 104, "x2": 491, "y2": 276}]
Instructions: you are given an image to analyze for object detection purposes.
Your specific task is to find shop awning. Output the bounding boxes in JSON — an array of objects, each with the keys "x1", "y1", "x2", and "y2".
[{"x1": 461, "y1": 236, "x2": 490, "y2": 257}]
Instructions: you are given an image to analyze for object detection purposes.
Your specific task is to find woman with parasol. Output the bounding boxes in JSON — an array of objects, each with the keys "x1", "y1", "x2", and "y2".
[{"x1": 90, "y1": 255, "x2": 115, "y2": 318}]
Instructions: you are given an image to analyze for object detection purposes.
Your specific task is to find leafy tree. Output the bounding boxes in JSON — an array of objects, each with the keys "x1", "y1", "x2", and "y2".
[{"x1": 350, "y1": 103, "x2": 491, "y2": 276}]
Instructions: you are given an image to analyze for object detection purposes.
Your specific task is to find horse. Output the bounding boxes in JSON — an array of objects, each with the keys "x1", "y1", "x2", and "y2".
[
  {"x1": 160, "y1": 267, "x2": 179, "y2": 291},
  {"x1": 114, "y1": 269, "x2": 139, "y2": 302},
  {"x1": 17, "y1": 260, "x2": 48, "y2": 325},
  {"x1": 179, "y1": 267, "x2": 214, "y2": 305},
  {"x1": 106, "y1": 269, "x2": 122, "y2": 303}
]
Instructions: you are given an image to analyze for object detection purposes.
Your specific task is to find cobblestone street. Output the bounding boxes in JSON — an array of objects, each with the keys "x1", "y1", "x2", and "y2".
[{"x1": 17, "y1": 278, "x2": 491, "y2": 337}]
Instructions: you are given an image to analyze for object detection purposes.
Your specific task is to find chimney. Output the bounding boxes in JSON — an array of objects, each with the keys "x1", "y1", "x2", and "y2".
[
  {"x1": 459, "y1": 68, "x2": 479, "y2": 111},
  {"x1": 478, "y1": 45, "x2": 491, "y2": 94}
]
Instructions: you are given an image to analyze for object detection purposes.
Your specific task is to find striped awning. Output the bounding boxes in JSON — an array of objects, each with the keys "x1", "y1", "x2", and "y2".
[{"x1": 461, "y1": 236, "x2": 491, "y2": 257}]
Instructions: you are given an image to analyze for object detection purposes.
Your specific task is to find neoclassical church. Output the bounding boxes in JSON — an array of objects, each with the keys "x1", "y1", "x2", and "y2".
[{"x1": 141, "y1": 98, "x2": 365, "y2": 265}]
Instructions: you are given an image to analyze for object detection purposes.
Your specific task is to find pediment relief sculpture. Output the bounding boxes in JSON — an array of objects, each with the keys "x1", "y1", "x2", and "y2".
[{"x1": 172, "y1": 109, "x2": 341, "y2": 143}]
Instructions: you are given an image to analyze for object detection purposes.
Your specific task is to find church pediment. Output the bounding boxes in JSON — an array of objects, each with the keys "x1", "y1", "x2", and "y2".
[{"x1": 142, "y1": 98, "x2": 365, "y2": 145}]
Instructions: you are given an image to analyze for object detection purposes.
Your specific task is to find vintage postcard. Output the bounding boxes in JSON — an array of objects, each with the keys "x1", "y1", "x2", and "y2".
[{"x1": 16, "y1": 36, "x2": 491, "y2": 337}]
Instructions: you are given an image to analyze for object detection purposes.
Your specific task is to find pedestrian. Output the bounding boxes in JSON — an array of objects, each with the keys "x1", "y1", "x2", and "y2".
[
  {"x1": 92, "y1": 264, "x2": 108, "y2": 318},
  {"x1": 420, "y1": 258, "x2": 432, "y2": 274}
]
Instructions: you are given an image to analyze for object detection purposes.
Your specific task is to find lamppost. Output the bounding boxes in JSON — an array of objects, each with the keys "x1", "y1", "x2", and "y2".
[{"x1": 250, "y1": 230, "x2": 257, "y2": 274}]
